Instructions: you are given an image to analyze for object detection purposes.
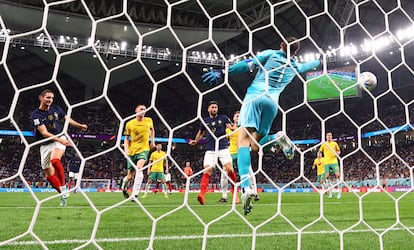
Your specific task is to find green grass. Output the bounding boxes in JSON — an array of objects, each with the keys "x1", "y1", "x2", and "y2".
[
  {"x1": 307, "y1": 74, "x2": 357, "y2": 101},
  {"x1": 1, "y1": 192, "x2": 414, "y2": 249}
]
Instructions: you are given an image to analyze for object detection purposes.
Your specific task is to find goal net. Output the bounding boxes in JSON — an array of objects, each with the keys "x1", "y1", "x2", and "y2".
[
  {"x1": 80, "y1": 179, "x2": 112, "y2": 191},
  {"x1": 1, "y1": 0, "x2": 414, "y2": 249}
]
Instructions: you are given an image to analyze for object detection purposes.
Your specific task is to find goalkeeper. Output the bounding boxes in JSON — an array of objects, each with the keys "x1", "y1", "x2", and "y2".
[{"x1": 202, "y1": 37, "x2": 321, "y2": 215}]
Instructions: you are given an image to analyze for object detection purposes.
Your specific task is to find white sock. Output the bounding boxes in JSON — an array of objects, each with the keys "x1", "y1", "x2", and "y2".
[
  {"x1": 221, "y1": 172, "x2": 228, "y2": 199},
  {"x1": 60, "y1": 185, "x2": 69, "y2": 198},
  {"x1": 133, "y1": 171, "x2": 144, "y2": 197},
  {"x1": 122, "y1": 176, "x2": 129, "y2": 190},
  {"x1": 249, "y1": 168, "x2": 257, "y2": 195}
]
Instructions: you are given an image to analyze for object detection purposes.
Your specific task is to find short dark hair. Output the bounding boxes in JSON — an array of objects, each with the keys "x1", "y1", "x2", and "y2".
[
  {"x1": 38, "y1": 89, "x2": 54, "y2": 101},
  {"x1": 281, "y1": 36, "x2": 300, "y2": 55},
  {"x1": 39, "y1": 89, "x2": 54, "y2": 97},
  {"x1": 208, "y1": 100, "x2": 218, "y2": 107},
  {"x1": 135, "y1": 103, "x2": 147, "y2": 109}
]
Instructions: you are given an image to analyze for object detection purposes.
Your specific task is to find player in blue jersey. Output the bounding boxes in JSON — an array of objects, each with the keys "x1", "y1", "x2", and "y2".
[
  {"x1": 189, "y1": 101, "x2": 238, "y2": 205},
  {"x1": 67, "y1": 154, "x2": 81, "y2": 193},
  {"x1": 31, "y1": 89, "x2": 87, "y2": 206},
  {"x1": 202, "y1": 37, "x2": 321, "y2": 214}
]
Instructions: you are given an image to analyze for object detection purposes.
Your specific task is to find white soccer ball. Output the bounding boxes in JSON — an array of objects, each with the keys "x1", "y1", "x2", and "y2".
[{"x1": 358, "y1": 71, "x2": 377, "y2": 91}]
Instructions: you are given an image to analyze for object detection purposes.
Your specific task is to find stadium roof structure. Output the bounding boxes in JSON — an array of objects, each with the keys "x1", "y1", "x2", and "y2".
[{"x1": 0, "y1": 0, "x2": 414, "y2": 121}]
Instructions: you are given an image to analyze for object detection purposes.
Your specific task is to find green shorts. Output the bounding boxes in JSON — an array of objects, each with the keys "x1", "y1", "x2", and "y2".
[
  {"x1": 324, "y1": 163, "x2": 339, "y2": 175},
  {"x1": 149, "y1": 172, "x2": 164, "y2": 181},
  {"x1": 127, "y1": 151, "x2": 149, "y2": 171},
  {"x1": 231, "y1": 153, "x2": 237, "y2": 169}
]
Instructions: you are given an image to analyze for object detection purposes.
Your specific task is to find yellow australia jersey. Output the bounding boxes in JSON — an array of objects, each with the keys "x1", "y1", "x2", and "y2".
[
  {"x1": 319, "y1": 141, "x2": 339, "y2": 164},
  {"x1": 149, "y1": 150, "x2": 166, "y2": 172},
  {"x1": 124, "y1": 117, "x2": 153, "y2": 155},
  {"x1": 313, "y1": 157, "x2": 325, "y2": 175},
  {"x1": 226, "y1": 127, "x2": 238, "y2": 155}
]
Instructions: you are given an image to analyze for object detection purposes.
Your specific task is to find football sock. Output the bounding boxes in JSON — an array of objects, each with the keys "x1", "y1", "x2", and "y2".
[
  {"x1": 144, "y1": 183, "x2": 150, "y2": 194},
  {"x1": 237, "y1": 147, "x2": 251, "y2": 188},
  {"x1": 122, "y1": 176, "x2": 129, "y2": 190},
  {"x1": 200, "y1": 173, "x2": 210, "y2": 196},
  {"x1": 228, "y1": 170, "x2": 237, "y2": 194},
  {"x1": 220, "y1": 172, "x2": 228, "y2": 199},
  {"x1": 46, "y1": 175, "x2": 61, "y2": 193},
  {"x1": 249, "y1": 167, "x2": 257, "y2": 194},
  {"x1": 134, "y1": 171, "x2": 144, "y2": 196},
  {"x1": 51, "y1": 158, "x2": 65, "y2": 186}
]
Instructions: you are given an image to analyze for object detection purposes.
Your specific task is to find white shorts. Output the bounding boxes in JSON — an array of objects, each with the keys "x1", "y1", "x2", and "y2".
[
  {"x1": 165, "y1": 173, "x2": 171, "y2": 182},
  {"x1": 69, "y1": 172, "x2": 80, "y2": 180},
  {"x1": 39, "y1": 136, "x2": 66, "y2": 170},
  {"x1": 203, "y1": 149, "x2": 232, "y2": 167}
]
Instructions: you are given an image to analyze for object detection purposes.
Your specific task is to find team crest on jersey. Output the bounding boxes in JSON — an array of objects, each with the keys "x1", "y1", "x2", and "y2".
[
  {"x1": 48, "y1": 114, "x2": 54, "y2": 121},
  {"x1": 211, "y1": 121, "x2": 215, "y2": 126}
]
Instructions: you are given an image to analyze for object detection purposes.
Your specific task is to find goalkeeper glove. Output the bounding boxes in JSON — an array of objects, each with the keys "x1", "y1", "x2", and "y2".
[{"x1": 202, "y1": 68, "x2": 224, "y2": 86}]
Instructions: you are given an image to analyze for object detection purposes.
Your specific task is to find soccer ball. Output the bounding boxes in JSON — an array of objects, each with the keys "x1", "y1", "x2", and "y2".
[{"x1": 358, "y1": 71, "x2": 377, "y2": 91}]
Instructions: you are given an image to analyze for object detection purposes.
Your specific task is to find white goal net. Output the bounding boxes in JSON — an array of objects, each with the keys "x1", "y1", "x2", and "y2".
[{"x1": 1, "y1": 0, "x2": 414, "y2": 249}]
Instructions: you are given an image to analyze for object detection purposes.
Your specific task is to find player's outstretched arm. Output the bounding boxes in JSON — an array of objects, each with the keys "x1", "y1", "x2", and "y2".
[
  {"x1": 201, "y1": 68, "x2": 224, "y2": 86},
  {"x1": 201, "y1": 58, "x2": 260, "y2": 86}
]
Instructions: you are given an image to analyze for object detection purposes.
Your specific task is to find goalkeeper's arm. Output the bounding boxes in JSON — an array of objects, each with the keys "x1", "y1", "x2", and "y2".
[{"x1": 201, "y1": 59, "x2": 258, "y2": 85}]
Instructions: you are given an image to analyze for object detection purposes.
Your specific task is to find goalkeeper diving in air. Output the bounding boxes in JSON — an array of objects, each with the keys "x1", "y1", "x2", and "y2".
[{"x1": 201, "y1": 37, "x2": 321, "y2": 215}]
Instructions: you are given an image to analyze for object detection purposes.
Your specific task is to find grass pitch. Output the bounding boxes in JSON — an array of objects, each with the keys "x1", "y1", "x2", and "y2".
[
  {"x1": 1, "y1": 191, "x2": 414, "y2": 249},
  {"x1": 307, "y1": 74, "x2": 357, "y2": 101}
]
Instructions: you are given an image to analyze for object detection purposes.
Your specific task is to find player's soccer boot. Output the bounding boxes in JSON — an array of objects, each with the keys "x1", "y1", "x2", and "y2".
[
  {"x1": 142, "y1": 193, "x2": 147, "y2": 198},
  {"x1": 217, "y1": 198, "x2": 227, "y2": 203},
  {"x1": 275, "y1": 132, "x2": 295, "y2": 160},
  {"x1": 131, "y1": 195, "x2": 139, "y2": 203},
  {"x1": 122, "y1": 189, "x2": 130, "y2": 199},
  {"x1": 328, "y1": 193, "x2": 333, "y2": 199},
  {"x1": 164, "y1": 194, "x2": 169, "y2": 199},
  {"x1": 218, "y1": 198, "x2": 228, "y2": 203},
  {"x1": 241, "y1": 187, "x2": 254, "y2": 215},
  {"x1": 197, "y1": 194, "x2": 205, "y2": 205},
  {"x1": 254, "y1": 194, "x2": 260, "y2": 201},
  {"x1": 337, "y1": 193, "x2": 341, "y2": 199}
]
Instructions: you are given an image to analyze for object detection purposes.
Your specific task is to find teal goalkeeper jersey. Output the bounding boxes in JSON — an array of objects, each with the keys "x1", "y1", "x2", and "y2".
[{"x1": 229, "y1": 49, "x2": 320, "y2": 103}]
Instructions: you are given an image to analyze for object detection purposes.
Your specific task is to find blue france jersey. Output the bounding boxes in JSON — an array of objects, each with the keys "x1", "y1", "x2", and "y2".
[
  {"x1": 241, "y1": 49, "x2": 320, "y2": 103},
  {"x1": 69, "y1": 157, "x2": 81, "y2": 173},
  {"x1": 199, "y1": 115, "x2": 231, "y2": 151},
  {"x1": 31, "y1": 105, "x2": 66, "y2": 142}
]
